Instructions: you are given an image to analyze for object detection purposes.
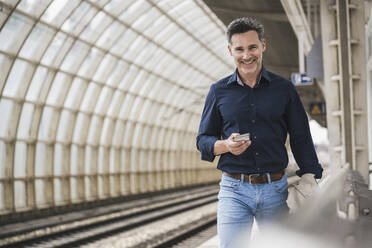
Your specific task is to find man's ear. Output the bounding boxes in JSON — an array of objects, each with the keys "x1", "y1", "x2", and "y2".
[
  {"x1": 227, "y1": 43, "x2": 232, "y2": 56},
  {"x1": 262, "y1": 39, "x2": 266, "y2": 52}
]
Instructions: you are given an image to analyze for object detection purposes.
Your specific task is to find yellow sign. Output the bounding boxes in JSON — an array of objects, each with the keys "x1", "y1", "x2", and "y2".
[{"x1": 309, "y1": 102, "x2": 325, "y2": 115}]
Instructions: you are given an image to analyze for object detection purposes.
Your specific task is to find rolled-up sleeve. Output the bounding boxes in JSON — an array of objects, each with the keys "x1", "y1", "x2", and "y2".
[
  {"x1": 196, "y1": 84, "x2": 222, "y2": 162},
  {"x1": 286, "y1": 84, "x2": 323, "y2": 179}
]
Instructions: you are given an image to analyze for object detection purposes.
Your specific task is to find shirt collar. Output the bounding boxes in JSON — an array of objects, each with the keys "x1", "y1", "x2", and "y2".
[{"x1": 227, "y1": 66, "x2": 271, "y2": 86}]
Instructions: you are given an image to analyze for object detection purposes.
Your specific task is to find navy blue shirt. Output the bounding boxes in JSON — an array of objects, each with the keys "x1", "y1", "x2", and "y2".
[{"x1": 196, "y1": 67, "x2": 323, "y2": 179}]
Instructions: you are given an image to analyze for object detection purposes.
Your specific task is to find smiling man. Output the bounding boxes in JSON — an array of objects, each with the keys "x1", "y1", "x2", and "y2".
[{"x1": 196, "y1": 17, "x2": 323, "y2": 247}]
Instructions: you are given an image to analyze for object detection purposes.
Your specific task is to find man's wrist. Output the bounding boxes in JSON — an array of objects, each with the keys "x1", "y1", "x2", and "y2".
[{"x1": 213, "y1": 139, "x2": 228, "y2": 155}]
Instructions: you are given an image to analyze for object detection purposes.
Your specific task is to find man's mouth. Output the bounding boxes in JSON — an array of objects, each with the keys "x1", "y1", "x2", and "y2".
[{"x1": 241, "y1": 57, "x2": 257, "y2": 65}]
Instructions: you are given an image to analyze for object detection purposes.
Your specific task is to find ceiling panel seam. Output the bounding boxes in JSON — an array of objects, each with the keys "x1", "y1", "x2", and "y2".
[
  {"x1": 147, "y1": 0, "x2": 232, "y2": 69},
  {"x1": 0, "y1": 3, "x2": 206, "y2": 98},
  {"x1": 0, "y1": 52, "x2": 201, "y2": 115},
  {"x1": 85, "y1": 0, "x2": 225, "y2": 84},
  {"x1": 192, "y1": 0, "x2": 226, "y2": 34}
]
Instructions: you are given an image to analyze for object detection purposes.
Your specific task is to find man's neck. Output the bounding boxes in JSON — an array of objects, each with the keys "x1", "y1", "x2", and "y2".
[{"x1": 238, "y1": 69, "x2": 261, "y2": 88}]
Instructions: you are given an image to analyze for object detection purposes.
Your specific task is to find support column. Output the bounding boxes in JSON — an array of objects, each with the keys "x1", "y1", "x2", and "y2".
[{"x1": 321, "y1": 0, "x2": 369, "y2": 183}]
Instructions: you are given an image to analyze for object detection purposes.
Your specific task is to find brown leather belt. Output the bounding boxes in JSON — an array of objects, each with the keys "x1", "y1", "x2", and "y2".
[{"x1": 223, "y1": 170, "x2": 284, "y2": 184}]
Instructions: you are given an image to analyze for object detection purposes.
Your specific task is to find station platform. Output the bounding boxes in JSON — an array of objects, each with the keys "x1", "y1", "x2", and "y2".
[{"x1": 197, "y1": 221, "x2": 259, "y2": 248}]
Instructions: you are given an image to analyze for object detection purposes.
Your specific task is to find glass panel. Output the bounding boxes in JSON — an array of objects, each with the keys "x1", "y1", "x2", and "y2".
[
  {"x1": 106, "y1": 60, "x2": 129, "y2": 87},
  {"x1": 41, "y1": 0, "x2": 80, "y2": 27},
  {"x1": 2, "y1": 0, "x2": 20, "y2": 8},
  {"x1": 0, "y1": 183, "x2": 4, "y2": 210},
  {"x1": 98, "y1": 146, "x2": 104, "y2": 173},
  {"x1": 118, "y1": 65, "x2": 139, "y2": 91},
  {"x1": 0, "y1": 141, "x2": 5, "y2": 178},
  {"x1": 153, "y1": 22, "x2": 178, "y2": 44},
  {"x1": 60, "y1": 40, "x2": 90, "y2": 74},
  {"x1": 0, "y1": 98, "x2": 13, "y2": 139},
  {"x1": 96, "y1": 21, "x2": 126, "y2": 50},
  {"x1": 93, "y1": 54, "x2": 118, "y2": 83},
  {"x1": 80, "y1": 82, "x2": 100, "y2": 112},
  {"x1": 131, "y1": 7, "x2": 161, "y2": 32},
  {"x1": 142, "y1": 15, "x2": 169, "y2": 38},
  {"x1": 17, "y1": 0, "x2": 52, "y2": 18},
  {"x1": 14, "y1": 142, "x2": 27, "y2": 177},
  {"x1": 2, "y1": 59, "x2": 33, "y2": 98},
  {"x1": 0, "y1": 4, "x2": 11, "y2": 29},
  {"x1": 101, "y1": 118, "x2": 113, "y2": 146},
  {"x1": 56, "y1": 109, "x2": 73, "y2": 143},
  {"x1": 41, "y1": 32, "x2": 74, "y2": 67},
  {"x1": 25, "y1": 65, "x2": 48, "y2": 102},
  {"x1": 46, "y1": 72, "x2": 71, "y2": 106},
  {"x1": 64, "y1": 78, "x2": 88, "y2": 110},
  {"x1": 70, "y1": 177, "x2": 78, "y2": 201},
  {"x1": 19, "y1": 23, "x2": 55, "y2": 61},
  {"x1": 61, "y1": 2, "x2": 97, "y2": 36},
  {"x1": 35, "y1": 179, "x2": 46, "y2": 205},
  {"x1": 35, "y1": 143, "x2": 46, "y2": 176},
  {"x1": 70, "y1": 144, "x2": 78, "y2": 174},
  {"x1": 107, "y1": 91, "x2": 124, "y2": 118},
  {"x1": 0, "y1": 12, "x2": 34, "y2": 54},
  {"x1": 110, "y1": 28, "x2": 138, "y2": 56},
  {"x1": 38, "y1": 106, "x2": 54, "y2": 141},
  {"x1": 112, "y1": 120, "x2": 124, "y2": 146},
  {"x1": 87, "y1": 115, "x2": 102, "y2": 145},
  {"x1": 14, "y1": 181, "x2": 26, "y2": 208},
  {"x1": 118, "y1": 0, "x2": 151, "y2": 25},
  {"x1": 85, "y1": 146, "x2": 95, "y2": 174},
  {"x1": 80, "y1": 11, "x2": 113, "y2": 43},
  {"x1": 17, "y1": 103, "x2": 34, "y2": 139},
  {"x1": 72, "y1": 112, "x2": 87, "y2": 144},
  {"x1": 122, "y1": 35, "x2": 149, "y2": 61},
  {"x1": 0, "y1": 53, "x2": 13, "y2": 93},
  {"x1": 54, "y1": 178, "x2": 62, "y2": 203},
  {"x1": 103, "y1": 0, "x2": 137, "y2": 17},
  {"x1": 128, "y1": 70, "x2": 149, "y2": 95},
  {"x1": 94, "y1": 86, "x2": 113, "y2": 115},
  {"x1": 77, "y1": 48, "x2": 105, "y2": 79},
  {"x1": 89, "y1": 0, "x2": 110, "y2": 8},
  {"x1": 53, "y1": 144, "x2": 63, "y2": 175}
]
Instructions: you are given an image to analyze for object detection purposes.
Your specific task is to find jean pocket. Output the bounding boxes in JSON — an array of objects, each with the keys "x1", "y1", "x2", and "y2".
[
  {"x1": 272, "y1": 175, "x2": 288, "y2": 194},
  {"x1": 219, "y1": 175, "x2": 240, "y2": 190}
]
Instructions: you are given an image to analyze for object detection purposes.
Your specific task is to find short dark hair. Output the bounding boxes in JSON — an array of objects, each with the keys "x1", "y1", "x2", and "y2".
[{"x1": 226, "y1": 17, "x2": 264, "y2": 44}]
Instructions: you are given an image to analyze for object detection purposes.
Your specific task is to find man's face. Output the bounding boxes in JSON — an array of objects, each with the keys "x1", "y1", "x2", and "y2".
[{"x1": 228, "y1": 31, "x2": 266, "y2": 78}]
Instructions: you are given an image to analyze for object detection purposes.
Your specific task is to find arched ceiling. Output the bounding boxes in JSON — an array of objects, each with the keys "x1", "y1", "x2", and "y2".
[{"x1": 0, "y1": 0, "x2": 234, "y2": 210}]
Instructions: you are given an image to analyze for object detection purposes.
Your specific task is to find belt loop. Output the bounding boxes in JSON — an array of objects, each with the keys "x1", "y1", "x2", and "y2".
[
  {"x1": 240, "y1": 174, "x2": 244, "y2": 183},
  {"x1": 266, "y1": 173, "x2": 272, "y2": 183}
]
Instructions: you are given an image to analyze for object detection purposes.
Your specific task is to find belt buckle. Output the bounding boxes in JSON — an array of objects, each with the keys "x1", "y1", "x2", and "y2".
[{"x1": 248, "y1": 173, "x2": 261, "y2": 184}]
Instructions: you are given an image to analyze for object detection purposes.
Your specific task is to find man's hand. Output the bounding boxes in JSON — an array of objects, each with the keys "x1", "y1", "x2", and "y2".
[
  {"x1": 225, "y1": 133, "x2": 251, "y2": 155},
  {"x1": 294, "y1": 173, "x2": 318, "y2": 198}
]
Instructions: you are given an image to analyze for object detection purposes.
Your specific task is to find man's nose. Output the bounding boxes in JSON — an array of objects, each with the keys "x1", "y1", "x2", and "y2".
[{"x1": 242, "y1": 51, "x2": 250, "y2": 59}]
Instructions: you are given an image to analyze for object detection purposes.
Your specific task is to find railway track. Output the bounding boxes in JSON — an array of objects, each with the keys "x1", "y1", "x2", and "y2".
[{"x1": 0, "y1": 184, "x2": 218, "y2": 248}]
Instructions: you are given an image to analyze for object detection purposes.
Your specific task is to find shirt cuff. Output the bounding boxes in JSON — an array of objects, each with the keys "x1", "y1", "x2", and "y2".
[
  {"x1": 199, "y1": 136, "x2": 218, "y2": 162},
  {"x1": 296, "y1": 164, "x2": 323, "y2": 179}
]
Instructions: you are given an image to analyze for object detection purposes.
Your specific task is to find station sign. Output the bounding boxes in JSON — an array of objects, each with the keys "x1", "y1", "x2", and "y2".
[
  {"x1": 291, "y1": 73, "x2": 313, "y2": 86},
  {"x1": 309, "y1": 102, "x2": 326, "y2": 115}
]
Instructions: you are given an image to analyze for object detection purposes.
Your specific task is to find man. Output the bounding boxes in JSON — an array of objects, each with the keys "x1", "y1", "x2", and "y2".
[{"x1": 196, "y1": 17, "x2": 323, "y2": 247}]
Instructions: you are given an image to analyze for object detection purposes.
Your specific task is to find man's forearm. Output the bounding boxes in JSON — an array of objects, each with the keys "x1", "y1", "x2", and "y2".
[{"x1": 213, "y1": 140, "x2": 228, "y2": 155}]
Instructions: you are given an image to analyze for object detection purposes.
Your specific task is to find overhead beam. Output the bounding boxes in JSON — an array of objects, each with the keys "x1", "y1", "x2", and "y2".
[{"x1": 211, "y1": 6, "x2": 289, "y2": 22}]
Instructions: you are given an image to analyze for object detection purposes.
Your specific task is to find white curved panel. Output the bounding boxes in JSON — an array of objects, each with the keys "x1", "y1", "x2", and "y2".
[{"x1": 0, "y1": 0, "x2": 228, "y2": 211}]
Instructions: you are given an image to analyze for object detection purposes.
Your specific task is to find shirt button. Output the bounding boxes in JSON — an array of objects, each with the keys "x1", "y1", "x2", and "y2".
[
  {"x1": 252, "y1": 120, "x2": 255, "y2": 123},
  {"x1": 257, "y1": 168, "x2": 260, "y2": 171},
  {"x1": 251, "y1": 104, "x2": 254, "y2": 107},
  {"x1": 254, "y1": 136, "x2": 257, "y2": 139},
  {"x1": 256, "y1": 152, "x2": 259, "y2": 155}
]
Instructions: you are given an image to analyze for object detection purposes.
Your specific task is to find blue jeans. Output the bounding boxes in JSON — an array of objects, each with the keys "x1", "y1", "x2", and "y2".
[{"x1": 218, "y1": 173, "x2": 289, "y2": 248}]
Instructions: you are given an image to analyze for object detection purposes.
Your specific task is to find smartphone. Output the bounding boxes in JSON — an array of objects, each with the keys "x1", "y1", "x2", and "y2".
[{"x1": 233, "y1": 133, "x2": 250, "y2": 142}]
